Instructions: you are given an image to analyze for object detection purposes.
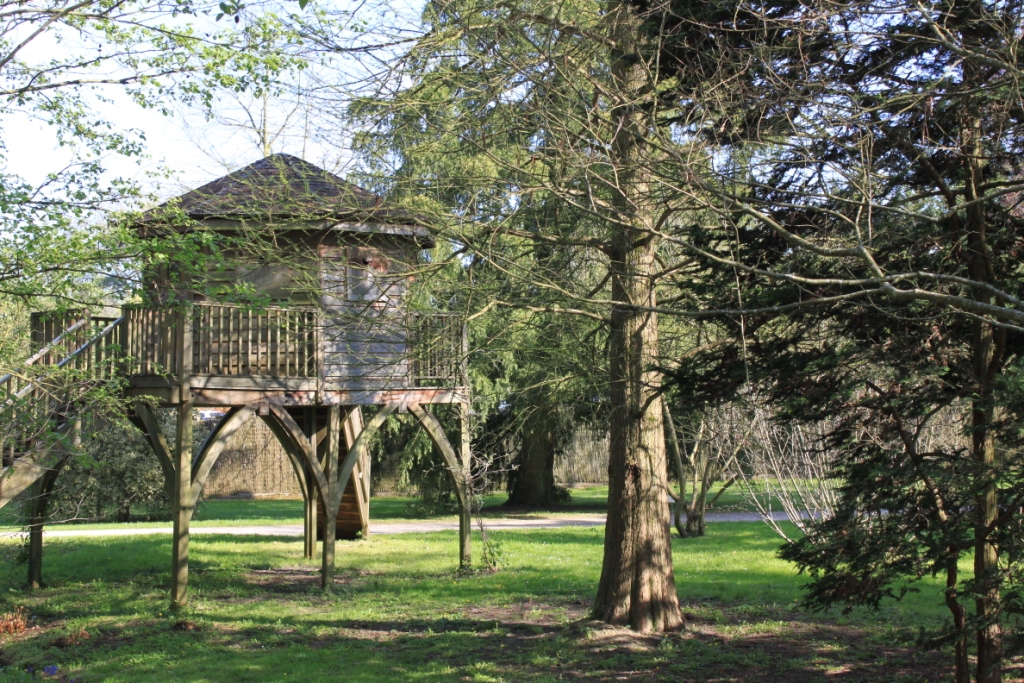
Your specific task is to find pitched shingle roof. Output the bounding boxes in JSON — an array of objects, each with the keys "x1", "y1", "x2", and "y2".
[{"x1": 156, "y1": 154, "x2": 431, "y2": 243}]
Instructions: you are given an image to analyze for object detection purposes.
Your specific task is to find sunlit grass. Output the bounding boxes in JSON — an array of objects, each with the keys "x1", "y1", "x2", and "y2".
[{"x1": 0, "y1": 523, "x2": 959, "y2": 683}]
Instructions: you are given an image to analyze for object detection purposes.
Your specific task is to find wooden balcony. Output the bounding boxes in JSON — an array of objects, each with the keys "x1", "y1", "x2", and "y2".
[{"x1": 120, "y1": 301, "x2": 468, "y2": 407}]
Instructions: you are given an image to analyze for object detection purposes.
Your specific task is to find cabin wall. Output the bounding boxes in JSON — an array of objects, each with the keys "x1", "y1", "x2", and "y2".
[
  {"x1": 319, "y1": 236, "x2": 419, "y2": 391},
  {"x1": 139, "y1": 219, "x2": 426, "y2": 308},
  {"x1": 137, "y1": 219, "x2": 430, "y2": 389}
]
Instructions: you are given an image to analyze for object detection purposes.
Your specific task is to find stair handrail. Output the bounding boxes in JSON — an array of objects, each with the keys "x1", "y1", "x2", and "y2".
[
  {"x1": 0, "y1": 317, "x2": 90, "y2": 390},
  {"x1": 1, "y1": 316, "x2": 124, "y2": 402}
]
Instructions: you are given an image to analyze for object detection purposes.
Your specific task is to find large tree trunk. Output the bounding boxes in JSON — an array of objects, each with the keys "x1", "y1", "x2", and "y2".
[
  {"x1": 506, "y1": 408, "x2": 560, "y2": 507},
  {"x1": 960, "y1": 95, "x2": 1004, "y2": 683},
  {"x1": 972, "y1": 330, "x2": 1002, "y2": 683},
  {"x1": 592, "y1": 0, "x2": 682, "y2": 633}
]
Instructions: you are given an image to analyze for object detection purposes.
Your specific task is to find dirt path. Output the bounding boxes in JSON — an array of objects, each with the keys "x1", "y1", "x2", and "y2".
[{"x1": 0, "y1": 511, "x2": 788, "y2": 539}]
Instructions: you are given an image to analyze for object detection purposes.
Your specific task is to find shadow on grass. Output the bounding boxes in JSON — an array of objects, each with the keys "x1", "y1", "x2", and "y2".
[
  {"x1": 0, "y1": 525, "x2": 976, "y2": 683},
  {"x1": 0, "y1": 597, "x2": 958, "y2": 683}
]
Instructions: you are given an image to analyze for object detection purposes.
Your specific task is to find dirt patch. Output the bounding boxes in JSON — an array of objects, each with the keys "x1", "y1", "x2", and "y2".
[
  {"x1": 460, "y1": 596, "x2": 589, "y2": 630},
  {"x1": 242, "y1": 566, "x2": 374, "y2": 595},
  {"x1": 51, "y1": 628, "x2": 90, "y2": 649}
]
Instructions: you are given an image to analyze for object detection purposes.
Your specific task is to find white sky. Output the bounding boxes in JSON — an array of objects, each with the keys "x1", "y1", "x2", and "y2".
[
  {"x1": 2, "y1": 0, "x2": 422, "y2": 204},
  {"x1": 4, "y1": 89, "x2": 347, "y2": 203}
]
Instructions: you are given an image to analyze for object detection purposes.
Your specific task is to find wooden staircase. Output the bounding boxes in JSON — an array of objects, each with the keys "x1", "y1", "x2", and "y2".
[{"x1": 0, "y1": 312, "x2": 123, "y2": 508}]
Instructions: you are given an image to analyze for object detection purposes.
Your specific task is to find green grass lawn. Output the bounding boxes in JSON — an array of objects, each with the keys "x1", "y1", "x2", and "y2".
[
  {"x1": 1, "y1": 483, "x2": 782, "y2": 535},
  {"x1": 0, "y1": 522, "x2": 986, "y2": 683}
]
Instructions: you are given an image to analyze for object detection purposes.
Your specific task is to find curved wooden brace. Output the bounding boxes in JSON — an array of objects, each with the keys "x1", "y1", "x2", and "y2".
[
  {"x1": 262, "y1": 404, "x2": 328, "y2": 502},
  {"x1": 189, "y1": 405, "x2": 257, "y2": 507},
  {"x1": 133, "y1": 402, "x2": 175, "y2": 498},
  {"x1": 408, "y1": 403, "x2": 469, "y2": 507},
  {"x1": 279, "y1": 431, "x2": 311, "y2": 502},
  {"x1": 331, "y1": 404, "x2": 397, "y2": 515}
]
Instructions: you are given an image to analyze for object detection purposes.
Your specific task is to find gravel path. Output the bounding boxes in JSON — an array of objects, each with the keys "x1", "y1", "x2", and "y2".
[{"x1": 0, "y1": 511, "x2": 789, "y2": 539}]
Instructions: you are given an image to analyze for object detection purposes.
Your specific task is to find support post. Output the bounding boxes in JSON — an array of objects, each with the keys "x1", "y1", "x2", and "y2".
[
  {"x1": 458, "y1": 403, "x2": 472, "y2": 570},
  {"x1": 303, "y1": 407, "x2": 318, "y2": 560},
  {"x1": 171, "y1": 401, "x2": 193, "y2": 609},
  {"x1": 321, "y1": 406, "x2": 340, "y2": 590}
]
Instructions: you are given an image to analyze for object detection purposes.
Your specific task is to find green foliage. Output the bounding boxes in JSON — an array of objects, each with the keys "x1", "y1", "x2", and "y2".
[
  {"x1": 46, "y1": 419, "x2": 169, "y2": 524},
  {"x1": 0, "y1": 0, "x2": 309, "y2": 307},
  {"x1": 371, "y1": 411, "x2": 459, "y2": 512}
]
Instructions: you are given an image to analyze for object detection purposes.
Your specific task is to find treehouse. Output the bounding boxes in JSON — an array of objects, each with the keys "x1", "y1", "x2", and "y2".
[{"x1": 0, "y1": 154, "x2": 472, "y2": 605}]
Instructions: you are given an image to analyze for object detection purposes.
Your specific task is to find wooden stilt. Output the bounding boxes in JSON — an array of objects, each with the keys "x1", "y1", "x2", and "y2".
[
  {"x1": 134, "y1": 402, "x2": 253, "y2": 608},
  {"x1": 321, "y1": 406, "x2": 340, "y2": 590},
  {"x1": 259, "y1": 404, "x2": 393, "y2": 582},
  {"x1": 171, "y1": 400, "x2": 193, "y2": 609},
  {"x1": 303, "y1": 407, "x2": 318, "y2": 560},
  {"x1": 458, "y1": 403, "x2": 473, "y2": 570},
  {"x1": 409, "y1": 403, "x2": 473, "y2": 571}
]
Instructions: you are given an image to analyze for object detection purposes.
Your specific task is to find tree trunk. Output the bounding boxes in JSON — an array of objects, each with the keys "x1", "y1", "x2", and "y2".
[
  {"x1": 593, "y1": 0, "x2": 682, "y2": 633},
  {"x1": 663, "y1": 405, "x2": 688, "y2": 538},
  {"x1": 945, "y1": 555, "x2": 970, "y2": 683},
  {"x1": 973, "y1": 384, "x2": 1001, "y2": 683},
  {"x1": 960, "y1": 98, "x2": 1004, "y2": 683},
  {"x1": 27, "y1": 459, "x2": 66, "y2": 589},
  {"x1": 506, "y1": 408, "x2": 560, "y2": 507},
  {"x1": 685, "y1": 478, "x2": 707, "y2": 538}
]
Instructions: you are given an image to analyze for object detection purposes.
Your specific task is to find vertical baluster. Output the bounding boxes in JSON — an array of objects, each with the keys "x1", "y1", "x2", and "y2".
[
  {"x1": 152, "y1": 310, "x2": 158, "y2": 374},
  {"x1": 205, "y1": 306, "x2": 211, "y2": 375},
  {"x1": 286, "y1": 312, "x2": 292, "y2": 376},
  {"x1": 131, "y1": 309, "x2": 137, "y2": 374},
  {"x1": 137, "y1": 310, "x2": 143, "y2": 374},
  {"x1": 270, "y1": 309, "x2": 277, "y2": 376},
  {"x1": 197, "y1": 306, "x2": 203, "y2": 375},
  {"x1": 171, "y1": 310, "x2": 178, "y2": 375},
  {"x1": 298, "y1": 311, "x2": 304, "y2": 376},
  {"x1": 301, "y1": 311, "x2": 306, "y2": 377},
  {"x1": 227, "y1": 307, "x2": 234, "y2": 375},
  {"x1": 281, "y1": 310, "x2": 288, "y2": 376},
  {"x1": 199, "y1": 306, "x2": 206, "y2": 375},
  {"x1": 212, "y1": 307, "x2": 221, "y2": 376},
  {"x1": 246, "y1": 309, "x2": 252, "y2": 375},
  {"x1": 144, "y1": 310, "x2": 150, "y2": 374},
  {"x1": 252, "y1": 309, "x2": 260, "y2": 374}
]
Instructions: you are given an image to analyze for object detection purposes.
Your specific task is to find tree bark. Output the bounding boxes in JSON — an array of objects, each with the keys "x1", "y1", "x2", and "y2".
[
  {"x1": 506, "y1": 407, "x2": 560, "y2": 507},
  {"x1": 973, "y1": 352, "x2": 1001, "y2": 683},
  {"x1": 960, "y1": 92, "x2": 1004, "y2": 683},
  {"x1": 592, "y1": 0, "x2": 682, "y2": 633},
  {"x1": 27, "y1": 458, "x2": 66, "y2": 589},
  {"x1": 663, "y1": 404, "x2": 689, "y2": 538},
  {"x1": 945, "y1": 555, "x2": 970, "y2": 683}
]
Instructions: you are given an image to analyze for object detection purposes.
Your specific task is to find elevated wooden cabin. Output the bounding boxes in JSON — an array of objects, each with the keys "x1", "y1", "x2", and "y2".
[
  {"x1": 1, "y1": 155, "x2": 473, "y2": 605},
  {"x1": 129, "y1": 153, "x2": 466, "y2": 407}
]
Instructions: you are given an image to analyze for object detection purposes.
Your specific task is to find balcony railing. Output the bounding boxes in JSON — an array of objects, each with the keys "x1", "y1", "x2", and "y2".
[{"x1": 121, "y1": 301, "x2": 467, "y2": 389}]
